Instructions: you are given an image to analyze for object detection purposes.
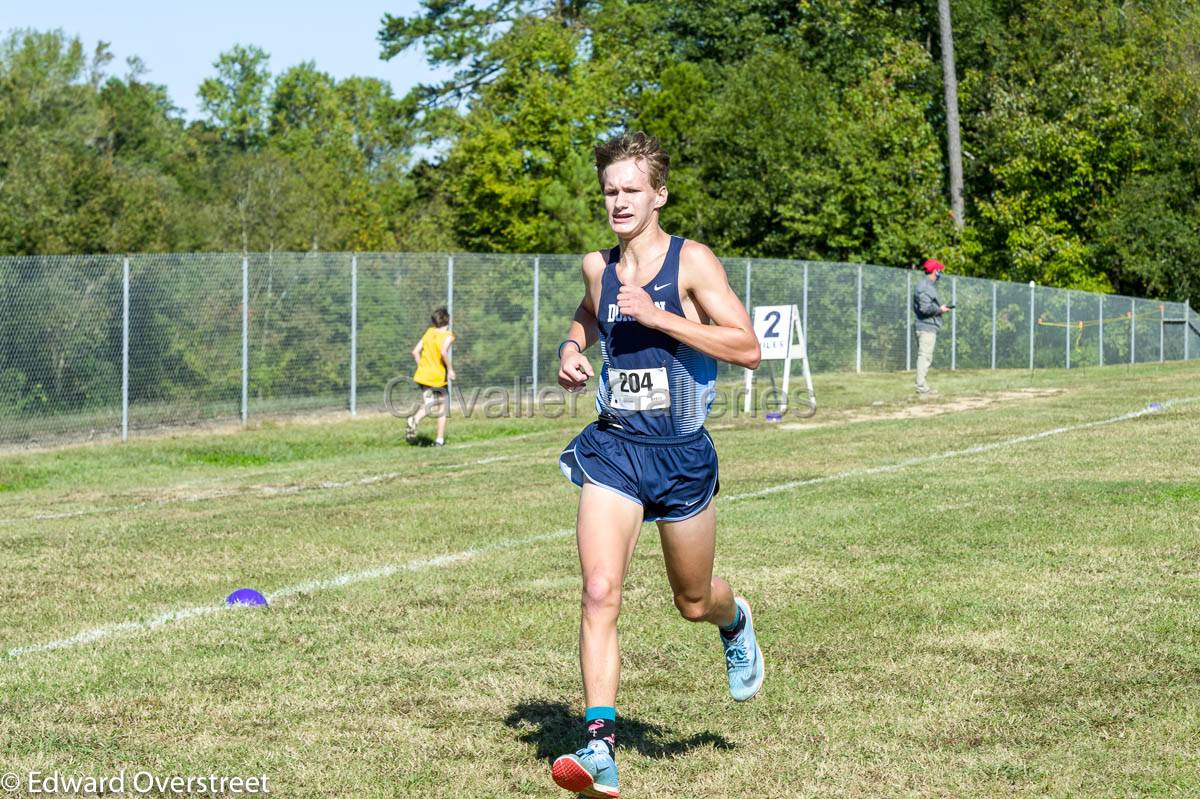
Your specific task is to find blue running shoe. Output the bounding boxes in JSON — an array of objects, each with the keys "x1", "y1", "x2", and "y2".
[
  {"x1": 551, "y1": 740, "x2": 619, "y2": 798},
  {"x1": 722, "y1": 597, "x2": 764, "y2": 701}
]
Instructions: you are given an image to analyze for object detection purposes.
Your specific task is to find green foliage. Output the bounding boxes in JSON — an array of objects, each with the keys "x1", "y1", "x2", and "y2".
[
  {"x1": 0, "y1": 31, "x2": 434, "y2": 257},
  {"x1": 0, "y1": 31, "x2": 108, "y2": 254},
  {"x1": 198, "y1": 44, "x2": 271, "y2": 151},
  {"x1": 0, "y1": 254, "x2": 121, "y2": 417},
  {"x1": 376, "y1": 0, "x2": 1200, "y2": 308},
  {"x1": 433, "y1": 13, "x2": 620, "y2": 253},
  {"x1": 1093, "y1": 171, "x2": 1200, "y2": 302},
  {"x1": 1, "y1": 4, "x2": 1197, "y2": 308},
  {"x1": 689, "y1": 41, "x2": 952, "y2": 264}
]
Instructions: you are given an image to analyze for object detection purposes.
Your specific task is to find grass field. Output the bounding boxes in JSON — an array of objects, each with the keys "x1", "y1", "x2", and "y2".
[{"x1": 2, "y1": 362, "x2": 1199, "y2": 798}]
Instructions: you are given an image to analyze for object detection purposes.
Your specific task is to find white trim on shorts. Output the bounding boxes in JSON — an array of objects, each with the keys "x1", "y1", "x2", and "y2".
[{"x1": 560, "y1": 447, "x2": 643, "y2": 509}]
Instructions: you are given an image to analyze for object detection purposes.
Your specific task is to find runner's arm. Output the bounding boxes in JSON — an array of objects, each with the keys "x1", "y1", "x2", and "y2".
[
  {"x1": 440, "y1": 334, "x2": 456, "y2": 381},
  {"x1": 562, "y1": 303, "x2": 600, "y2": 353},
  {"x1": 559, "y1": 253, "x2": 604, "y2": 390},
  {"x1": 616, "y1": 242, "x2": 760, "y2": 368}
]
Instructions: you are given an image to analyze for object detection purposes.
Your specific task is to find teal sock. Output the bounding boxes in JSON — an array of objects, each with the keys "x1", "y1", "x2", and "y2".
[{"x1": 719, "y1": 605, "x2": 745, "y2": 639}]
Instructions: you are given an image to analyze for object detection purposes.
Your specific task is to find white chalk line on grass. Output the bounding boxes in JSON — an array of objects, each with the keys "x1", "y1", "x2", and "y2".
[
  {"x1": 726, "y1": 396, "x2": 1200, "y2": 502},
  {"x1": 9, "y1": 387, "x2": 1168, "y2": 526},
  {"x1": 6, "y1": 397, "x2": 1196, "y2": 660},
  {"x1": 5, "y1": 529, "x2": 574, "y2": 658},
  {"x1": 0, "y1": 424, "x2": 567, "y2": 526},
  {"x1": 0, "y1": 449, "x2": 542, "y2": 526}
]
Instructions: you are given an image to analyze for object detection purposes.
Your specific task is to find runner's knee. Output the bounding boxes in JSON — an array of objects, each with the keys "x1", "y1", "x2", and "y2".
[
  {"x1": 582, "y1": 574, "x2": 621, "y2": 617},
  {"x1": 673, "y1": 590, "x2": 711, "y2": 622}
]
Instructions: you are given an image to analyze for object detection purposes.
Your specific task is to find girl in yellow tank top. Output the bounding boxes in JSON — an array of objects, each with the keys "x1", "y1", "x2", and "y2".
[
  {"x1": 413, "y1": 326, "x2": 455, "y2": 388},
  {"x1": 406, "y1": 307, "x2": 455, "y2": 445}
]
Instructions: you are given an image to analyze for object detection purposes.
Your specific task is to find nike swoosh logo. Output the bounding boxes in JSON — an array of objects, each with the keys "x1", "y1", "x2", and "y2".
[{"x1": 653, "y1": 282, "x2": 672, "y2": 292}]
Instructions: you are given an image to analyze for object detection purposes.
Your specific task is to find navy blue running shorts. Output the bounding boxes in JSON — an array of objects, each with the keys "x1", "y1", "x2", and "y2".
[{"x1": 559, "y1": 421, "x2": 719, "y2": 522}]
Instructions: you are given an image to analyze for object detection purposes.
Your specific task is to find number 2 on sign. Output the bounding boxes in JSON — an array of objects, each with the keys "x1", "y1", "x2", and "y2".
[{"x1": 764, "y1": 310, "x2": 781, "y2": 338}]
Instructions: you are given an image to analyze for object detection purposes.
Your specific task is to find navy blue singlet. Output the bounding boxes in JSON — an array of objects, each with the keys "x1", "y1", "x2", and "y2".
[{"x1": 594, "y1": 235, "x2": 717, "y2": 438}]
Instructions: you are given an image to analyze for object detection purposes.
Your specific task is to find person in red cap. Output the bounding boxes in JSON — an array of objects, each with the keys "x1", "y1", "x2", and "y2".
[{"x1": 912, "y1": 259, "x2": 952, "y2": 395}]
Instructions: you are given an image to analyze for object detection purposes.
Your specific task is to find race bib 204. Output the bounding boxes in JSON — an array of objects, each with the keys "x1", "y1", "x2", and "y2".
[{"x1": 608, "y1": 367, "x2": 670, "y2": 411}]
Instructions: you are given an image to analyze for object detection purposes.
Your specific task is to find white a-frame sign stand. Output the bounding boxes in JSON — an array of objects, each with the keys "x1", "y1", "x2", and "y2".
[{"x1": 743, "y1": 304, "x2": 816, "y2": 417}]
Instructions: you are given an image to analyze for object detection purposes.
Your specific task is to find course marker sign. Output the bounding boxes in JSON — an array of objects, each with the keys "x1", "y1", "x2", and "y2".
[{"x1": 744, "y1": 304, "x2": 816, "y2": 417}]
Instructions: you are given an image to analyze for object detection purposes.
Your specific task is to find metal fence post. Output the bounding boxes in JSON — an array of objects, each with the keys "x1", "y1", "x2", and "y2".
[
  {"x1": 122, "y1": 257, "x2": 130, "y2": 442},
  {"x1": 802, "y1": 262, "x2": 808, "y2": 335},
  {"x1": 241, "y1": 256, "x2": 249, "y2": 426},
  {"x1": 906, "y1": 270, "x2": 912, "y2": 371},
  {"x1": 1099, "y1": 295, "x2": 1104, "y2": 366},
  {"x1": 1159, "y1": 304, "x2": 1164, "y2": 363},
  {"x1": 739, "y1": 257, "x2": 748, "y2": 412},
  {"x1": 447, "y1": 255, "x2": 454, "y2": 403},
  {"x1": 1186, "y1": 304, "x2": 1191, "y2": 361},
  {"x1": 532, "y1": 255, "x2": 540, "y2": 401},
  {"x1": 742, "y1": 259, "x2": 752, "y2": 416},
  {"x1": 1028, "y1": 281, "x2": 1035, "y2": 370},
  {"x1": 855, "y1": 264, "x2": 863, "y2": 373},
  {"x1": 951, "y1": 276, "x2": 957, "y2": 370},
  {"x1": 991, "y1": 282, "x2": 997, "y2": 369},
  {"x1": 1065, "y1": 291, "x2": 1071, "y2": 369},
  {"x1": 350, "y1": 254, "x2": 358, "y2": 416},
  {"x1": 1130, "y1": 301, "x2": 1136, "y2": 364}
]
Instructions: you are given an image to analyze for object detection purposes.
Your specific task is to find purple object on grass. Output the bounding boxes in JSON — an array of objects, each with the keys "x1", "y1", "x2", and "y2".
[
  {"x1": 1148, "y1": 403, "x2": 1162, "y2": 411},
  {"x1": 765, "y1": 412, "x2": 783, "y2": 422},
  {"x1": 226, "y1": 588, "x2": 268, "y2": 607}
]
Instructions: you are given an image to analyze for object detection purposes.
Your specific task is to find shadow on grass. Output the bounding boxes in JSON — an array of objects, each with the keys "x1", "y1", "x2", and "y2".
[{"x1": 505, "y1": 699, "x2": 734, "y2": 762}]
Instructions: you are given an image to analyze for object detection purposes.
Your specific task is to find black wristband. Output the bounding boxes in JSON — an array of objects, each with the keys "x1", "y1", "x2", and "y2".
[{"x1": 558, "y1": 339, "x2": 583, "y2": 359}]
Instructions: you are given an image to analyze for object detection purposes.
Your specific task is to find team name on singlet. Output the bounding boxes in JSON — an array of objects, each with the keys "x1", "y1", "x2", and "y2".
[{"x1": 606, "y1": 301, "x2": 667, "y2": 323}]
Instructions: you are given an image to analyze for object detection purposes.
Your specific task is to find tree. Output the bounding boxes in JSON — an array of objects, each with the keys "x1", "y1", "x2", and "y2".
[
  {"x1": 198, "y1": 45, "x2": 271, "y2": 151},
  {"x1": 678, "y1": 41, "x2": 952, "y2": 264},
  {"x1": 937, "y1": 0, "x2": 965, "y2": 230},
  {"x1": 382, "y1": 5, "x2": 622, "y2": 252},
  {"x1": 0, "y1": 31, "x2": 104, "y2": 254}
]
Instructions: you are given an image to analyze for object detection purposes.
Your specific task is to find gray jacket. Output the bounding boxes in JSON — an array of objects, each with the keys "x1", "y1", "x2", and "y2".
[{"x1": 913, "y1": 276, "x2": 943, "y2": 332}]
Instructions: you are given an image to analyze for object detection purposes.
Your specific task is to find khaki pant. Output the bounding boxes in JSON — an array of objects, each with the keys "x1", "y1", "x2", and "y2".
[{"x1": 915, "y1": 330, "x2": 937, "y2": 393}]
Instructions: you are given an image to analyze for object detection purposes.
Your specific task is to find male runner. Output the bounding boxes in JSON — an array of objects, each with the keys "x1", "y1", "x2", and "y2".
[{"x1": 551, "y1": 132, "x2": 764, "y2": 799}]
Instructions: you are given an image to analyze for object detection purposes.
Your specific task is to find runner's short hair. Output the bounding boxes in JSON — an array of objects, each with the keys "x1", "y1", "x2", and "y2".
[
  {"x1": 431, "y1": 307, "x2": 449, "y2": 327},
  {"x1": 595, "y1": 132, "x2": 669, "y2": 190}
]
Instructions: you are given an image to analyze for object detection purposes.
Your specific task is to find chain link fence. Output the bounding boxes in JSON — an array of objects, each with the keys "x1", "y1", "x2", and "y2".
[{"x1": 1, "y1": 253, "x2": 1196, "y2": 447}]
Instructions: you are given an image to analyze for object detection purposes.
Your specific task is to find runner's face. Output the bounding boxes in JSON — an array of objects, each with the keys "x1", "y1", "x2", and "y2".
[{"x1": 602, "y1": 158, "x2": 667, "y2": 237}]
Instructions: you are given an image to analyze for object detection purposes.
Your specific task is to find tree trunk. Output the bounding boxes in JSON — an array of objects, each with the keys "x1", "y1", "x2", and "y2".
[{"x1": 938, "y1": 0, "x2": 965, "y2": 232}]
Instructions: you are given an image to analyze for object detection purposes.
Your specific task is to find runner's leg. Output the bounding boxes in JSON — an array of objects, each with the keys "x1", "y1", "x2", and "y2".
[
  {"x1": 656, "y1": 502, "x2": 736, "y2": 626},
  {"x1": 577, "y1": 482, "x2": 644, "y2": 707}
]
